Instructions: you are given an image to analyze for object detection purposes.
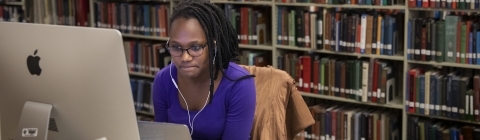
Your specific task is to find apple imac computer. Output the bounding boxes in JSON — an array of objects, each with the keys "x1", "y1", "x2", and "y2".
[{"x1": 0, "y1": 22, "x2": 191, "y2": 140}]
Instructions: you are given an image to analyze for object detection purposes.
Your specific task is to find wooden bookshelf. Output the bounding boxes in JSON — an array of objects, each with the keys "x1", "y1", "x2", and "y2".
[
  {"x1": 275, "y1": 2, "x2": 406, "y2": 9},
  {"x1": 211, "y1": 0, "x2": 273, "y2": 5},
  {"x1": 4, "y1": 1, "x2": 22, "y2": 5},
  {"x1": 276, "y1": 45, "x2": 405, "y2": 61},
  {"x1": 301, "y1": 92, "x2": 404, "y2": 109},
  {"x1": 408, "y1": 60, "x2": 480, "y2": 69},
  {"x1": 408, "y1": 112, "x2": 480, "y2": 125},
  {"x1": 136, "y1": 110, "x2": 155, "y2": 117},
  {"x1": 409, "y1": 7, "x2": 480, "y2": 12},
  {"x1": 239, "y1": 44, "x2": 274, "y2": 51},
  {"x1": 122, "y1": 34, "x2": 169, "y2": 41},
  {"x1": 129, "y1": 72, "x2": 155, "y2": 79}
]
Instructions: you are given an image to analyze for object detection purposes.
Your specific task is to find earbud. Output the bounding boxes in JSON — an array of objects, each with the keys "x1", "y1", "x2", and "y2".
[
  {"x1": 213, "y1": 41, "x2": 217, "y2": 64},
  {"x1": 170, "y1": 61, "x2": 178, "y2": 89}
]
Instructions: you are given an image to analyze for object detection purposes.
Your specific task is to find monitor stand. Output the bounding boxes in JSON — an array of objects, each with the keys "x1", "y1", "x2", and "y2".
[{"x1": 15, "y1": 101, "x2": 58, "y2": 140}]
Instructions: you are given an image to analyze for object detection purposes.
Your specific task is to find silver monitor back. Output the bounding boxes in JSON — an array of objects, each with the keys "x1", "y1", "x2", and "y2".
[{"x1": 0, "y1": 22, "x2": 140, "y2": 140}]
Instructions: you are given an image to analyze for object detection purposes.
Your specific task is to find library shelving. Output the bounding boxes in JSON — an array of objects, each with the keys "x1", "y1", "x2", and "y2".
[
  {"x1": 301, "y1": 91, "x2": 405, "y2": 109},
  {"x1": 0, "y1": 0, "x2": 25, "y2": 22},
  {"x1": 2, "y1": 1, "x2": 22, "y2": 6},
  {"x1": 276, "y1": 45, "x2": 406, "y2": 60},
  {"x1": 123, "y1": 33, "x2": 170, "y2": 41},
  {"x1": 9, "y1": 0, "x2": 480, "y2": 139},
  {"x1": 408, "y1": 112, "x2": 480, "y2": 125}
]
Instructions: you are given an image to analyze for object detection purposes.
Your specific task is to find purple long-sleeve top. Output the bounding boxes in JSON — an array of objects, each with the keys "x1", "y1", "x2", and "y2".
[{"x1": 152, "y1": 62, "x2": 256, "y2": 140}]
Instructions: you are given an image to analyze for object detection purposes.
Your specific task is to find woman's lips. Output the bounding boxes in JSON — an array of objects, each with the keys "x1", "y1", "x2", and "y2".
[{"x1": 180, "y1": 66, "x2": 197, "y2": 71}]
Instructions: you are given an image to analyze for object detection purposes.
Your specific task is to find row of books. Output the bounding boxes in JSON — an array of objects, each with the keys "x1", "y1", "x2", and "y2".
[
  {"x1": 130, "y1": 78, "x2": 154, "y2": 115},
  {"x1": 296, "y1": 103, "x2": 401, "y2": 140},
  {"x1": 24, "y1": 0, "x2": 89, "y2": 26},
  {"x1": 407, "y1": 67, "x2": 480, "y2": 122},
  {"x1": 278, "y1": 7, "x2": 404, "y2": 56},
  {"x1": 277, "y1": 0, "x2": 402, "y2": 6},
  {"x1": 323, "y1": 9, "x2": 403, "y2": 56},
  {"x1": 408, "y1": 14, "x2": 480, "y2": 65},
  {"x1": 93, "y1": 1, "x2": 170, "y2": 37},
  {"x1": 223, "y1": 4, "x2": 271, "y2": 45},
  {"x1": 124, "y1": 40, "x2": 171, "y2": 76},
  {"x1": 277, "y1": 7, "x2": 321, "y2": 49},
  {"x1": 408, "y1": 0, "x2": 480, "y2": 9},
  {"x1": 0, "y1": 5, "x2": 24, "y2": 22},
  {"x1": 407, "y1": 116, "x2": 480, "y2": 140},
  {"x1": 277, "y1": 53, "x2": 400, "y2": 104}
]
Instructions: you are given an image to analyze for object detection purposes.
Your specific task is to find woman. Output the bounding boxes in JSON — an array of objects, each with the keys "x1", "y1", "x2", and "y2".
[{"x1": 152, "y1": 0, "x2": 257, "y2": 140}]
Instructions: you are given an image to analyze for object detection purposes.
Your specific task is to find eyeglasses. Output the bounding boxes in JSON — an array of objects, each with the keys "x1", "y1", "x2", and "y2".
[{"x1": 166, "y1": 40, "x2": 207, "y2": 57}]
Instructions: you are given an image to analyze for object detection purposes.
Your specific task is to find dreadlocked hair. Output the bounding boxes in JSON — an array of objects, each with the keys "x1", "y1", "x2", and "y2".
[{"x1": 169, "y1": 0, "x2": 255, "y2": 104}]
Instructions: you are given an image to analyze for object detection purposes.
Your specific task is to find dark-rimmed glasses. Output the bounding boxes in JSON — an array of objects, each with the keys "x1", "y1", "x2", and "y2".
[{"x1": 166, "y1": 40, "x2": 207, "y2": 57}]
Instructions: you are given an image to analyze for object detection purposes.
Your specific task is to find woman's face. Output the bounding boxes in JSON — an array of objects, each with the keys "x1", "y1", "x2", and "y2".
[{"x1": 168, "y1": 18, "x2": 210, "y2": 79}]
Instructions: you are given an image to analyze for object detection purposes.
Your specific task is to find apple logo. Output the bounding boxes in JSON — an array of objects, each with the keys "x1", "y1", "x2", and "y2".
[{"x1": 27, "y1": 49, "x2": 42, "y2": 76}]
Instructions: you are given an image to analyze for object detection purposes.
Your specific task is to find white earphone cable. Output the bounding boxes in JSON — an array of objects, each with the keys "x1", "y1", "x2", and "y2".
[
  {"x1": 170, "y1": 64, "x2": 209, "y2": 136},
  {"x1": 168, "y1": 41, "x2": 216, "y2": 136}
]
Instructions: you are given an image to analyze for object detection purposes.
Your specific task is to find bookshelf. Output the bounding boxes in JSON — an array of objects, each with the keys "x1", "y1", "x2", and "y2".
[
  {"x1": 301, "y1": 91, "x2": 405, "y2": 109},
  {"x1": 4, "y1": 1, "x2": 23, "y2": 6},
  {"x1": 123, "y1": 33, "x2": 170, "y2": 41},
  {"x1": 0, "y1": 0, "x2": 25, "y2": 22},
  {"x1": 6, "y1": 0, "x2": 480, "y2": 139}
]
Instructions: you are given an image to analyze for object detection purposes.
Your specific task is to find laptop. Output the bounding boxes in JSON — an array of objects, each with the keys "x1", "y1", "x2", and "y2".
[
  {"x1": 138, "y1": 121, "x2": 192, "y2": 140},
  {"x1": 0, "y1": 22, "x2": 191, "y2": 140}
]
